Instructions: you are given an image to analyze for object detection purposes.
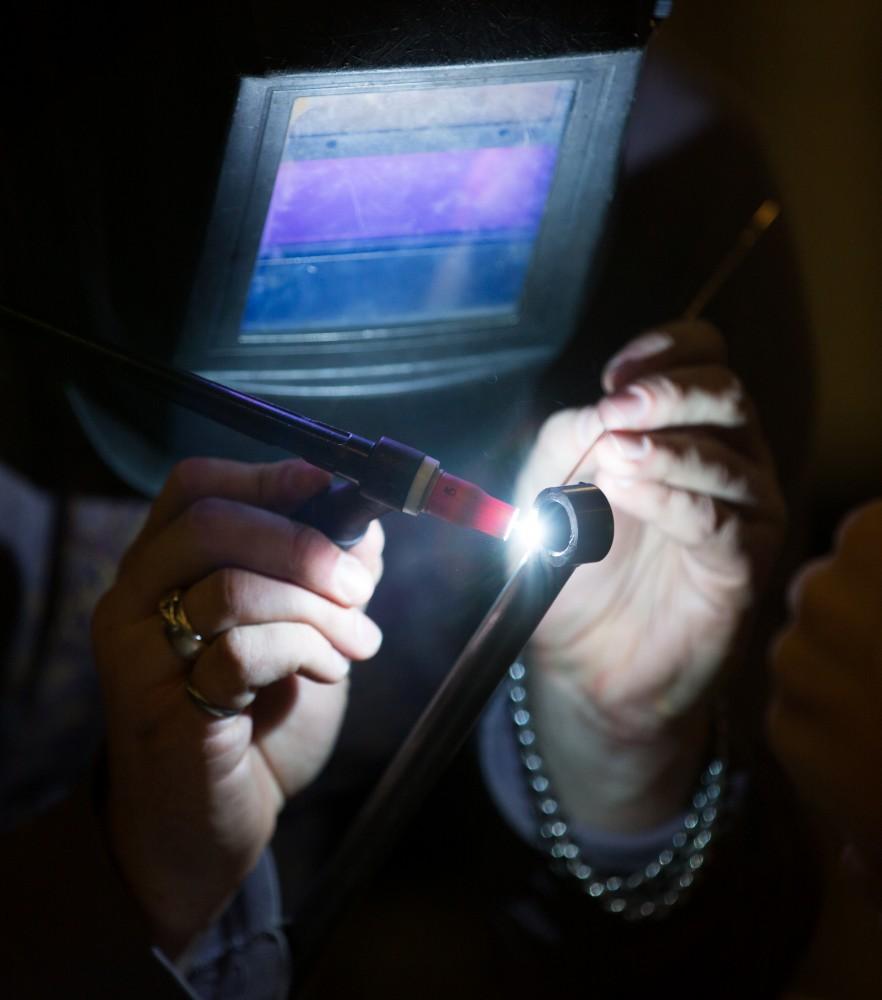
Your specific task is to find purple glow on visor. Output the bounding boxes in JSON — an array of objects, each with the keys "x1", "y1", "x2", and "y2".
[
  {"x1": 259, "y1": 144, "x2": 557, "y2": 250},
  {"x1": 240, "y1": 80, "x2": 576, "y2": 333}
]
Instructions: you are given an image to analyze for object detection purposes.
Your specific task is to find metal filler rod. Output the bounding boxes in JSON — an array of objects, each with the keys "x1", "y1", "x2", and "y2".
[{"x1": 291, "y1": 483, "x2": 614, "y2": 992}]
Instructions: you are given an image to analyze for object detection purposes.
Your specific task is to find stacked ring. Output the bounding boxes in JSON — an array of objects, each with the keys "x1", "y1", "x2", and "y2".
[
  {"x1": 158, "y1": 589, "x2": 242, "y2": 720},
  {"x1": 158, "y1": 589, "x2": 206, "y2": 660}
]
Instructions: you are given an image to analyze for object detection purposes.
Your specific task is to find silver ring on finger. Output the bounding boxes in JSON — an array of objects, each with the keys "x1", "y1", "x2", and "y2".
[
  {"x1": 158, "y1": 588, "x2": 207, "y2": 661},
  {"x1": 184, "y1": 678, "x2": 242, "y2": 720}
]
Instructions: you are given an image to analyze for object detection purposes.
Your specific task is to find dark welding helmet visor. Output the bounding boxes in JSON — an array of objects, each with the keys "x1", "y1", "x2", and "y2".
[{"x1": 68, "y1": 2, "x2": 667, "y2": 495}]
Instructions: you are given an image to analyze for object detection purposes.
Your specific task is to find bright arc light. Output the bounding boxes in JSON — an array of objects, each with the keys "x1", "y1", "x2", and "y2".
[{"x1": 507, "y1": 506, "x2": 548, "y2": 555}]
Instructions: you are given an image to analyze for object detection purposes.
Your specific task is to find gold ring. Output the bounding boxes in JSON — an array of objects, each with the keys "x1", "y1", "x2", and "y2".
[{"x1": 158, "y1": 588, "x2": 206, "y2": 661}]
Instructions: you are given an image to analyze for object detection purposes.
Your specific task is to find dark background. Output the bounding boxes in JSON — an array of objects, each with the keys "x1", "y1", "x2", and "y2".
[
  {"x1": 670, "y1": 1, "x2": 882, "y2": 548},
  {"x1": 672, "y1": 5, "x2": 882, "y2": 989}
]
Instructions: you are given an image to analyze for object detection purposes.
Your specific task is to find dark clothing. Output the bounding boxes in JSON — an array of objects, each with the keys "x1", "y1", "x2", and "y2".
[{"x1": 4, "y1": 781, "x2": 288, "y2": 1000}]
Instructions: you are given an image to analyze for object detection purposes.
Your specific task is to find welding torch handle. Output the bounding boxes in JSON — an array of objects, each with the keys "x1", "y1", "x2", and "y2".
[
  {"x1": 0, "y1": 304, "x2": 513, "y2": 544},
  {"x1": 295, "y1": 482, "x2": 390, "y2": 549},
  {"x1": 0, "y1": 302, "x2": 375, "y2": 479}
]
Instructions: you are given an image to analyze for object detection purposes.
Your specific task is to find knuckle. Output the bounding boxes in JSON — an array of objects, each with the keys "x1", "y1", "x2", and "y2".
[
  {"x1": 672, "y1": 439, "x2": 700, "y2": 477},
  {"x1": 213, "y1": 567, "x2": 246, "y2": 619},
  {"x1": 184, "y1": 495, "x2": 230, "y2": 537},
  {"x1": 665, "y1": 318, "x2": 728, "y2": 363},
  {"x1": 721, "y1": 374, "x2": 749, "y2": 425},
  {"x1": 213, "y1": 628, "x2": 252, "y2": 684},
  {"x1": 714, "y1": 460, "x2": 750, "y2": 502},
  {"x1": 290, "y1": 622, "x2": 333, "y2": 672},
  {"x1": 644, "y1": 373, "x2": 681, "y2": 411},
  {"x1": 262, "y1": 459, "x2": 328, "y2": 510},
  {"x1": 650, "y1": 366, "x2": 752, "y2": 428},
  {"x1": 278, "y1": 457, "x2": 314, "y2": 493},
  {"x1": 287, "y1": 523, "x2": 330, "y2": 580},
  {"x1": 689, "y1": 493, "x2": 720, "y2": 545},
  {"x1": 168, "y1": 457, "x2": 213, "y2": 500},
  {"x1": 795, "y1": 563, "x2": 833, "y2": 619},
  {"x1": 307, "y1": 626, "x2": 334, "y2": 660},
  {"x1": 254, "y1": 461, "x2": 276, "y2": 509}
]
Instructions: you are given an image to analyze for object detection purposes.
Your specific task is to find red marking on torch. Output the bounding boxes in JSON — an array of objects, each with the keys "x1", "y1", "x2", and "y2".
[{"x1": 423, "y1": 472, "x2": 519, "y2": 540}]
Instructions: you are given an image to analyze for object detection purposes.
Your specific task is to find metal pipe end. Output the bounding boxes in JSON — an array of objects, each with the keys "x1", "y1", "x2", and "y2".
[{"x1": 533, "y1": 483, "x2": 614, "y2": 566}]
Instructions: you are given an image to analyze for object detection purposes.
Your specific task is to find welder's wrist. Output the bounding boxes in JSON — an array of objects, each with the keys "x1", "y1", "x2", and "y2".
[
  {"x1": 479, "y1": 672, "x2": 736, "y2": 914},
  {"x1": 525, "y1": 668, "x2": 712, "y2": 833}
]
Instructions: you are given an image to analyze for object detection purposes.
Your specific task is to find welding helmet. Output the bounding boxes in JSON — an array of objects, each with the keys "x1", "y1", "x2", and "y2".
[{"x1": 55, "y1": 1, "x2": 668, "y2": 495}]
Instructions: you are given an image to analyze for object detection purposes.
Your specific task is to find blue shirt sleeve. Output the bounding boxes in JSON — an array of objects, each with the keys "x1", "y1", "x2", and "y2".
[{"x1": 181, "y1": 850, "x2": 291, "y2": 1000}]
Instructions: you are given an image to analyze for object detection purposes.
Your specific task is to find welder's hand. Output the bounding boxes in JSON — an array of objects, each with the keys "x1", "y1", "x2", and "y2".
[
  {"x1": 514, "y1": 322, "x2": 785, "y2": 828},
  {"x1": 91, "y1": 457, "x2": 384, "y2": 958},
  {"x1": 768, "y1": 500, "x2": 882, "y2": 904}
]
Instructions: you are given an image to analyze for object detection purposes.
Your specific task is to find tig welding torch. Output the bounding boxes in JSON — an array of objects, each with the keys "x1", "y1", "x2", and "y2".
[{"x1": 0, "y1": 304, "x2": 518, "y2": 546}]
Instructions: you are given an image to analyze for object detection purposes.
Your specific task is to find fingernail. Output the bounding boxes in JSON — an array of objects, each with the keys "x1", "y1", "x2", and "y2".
[
  {"x1": 601, "y1": 386, "x2": 650, "y2": 428},
  {"x1": 611, "y1": 433, "x2": 650, "y2": 460},
  {"x1": 356, "y1": 614, "x2": 383, "y2": 655},
  {"x1": 334, "y1": 554, "x2": 375, "y2": 604},
  {"x1": 602, "y1": 332, "x2": 673, "y2": 390}
]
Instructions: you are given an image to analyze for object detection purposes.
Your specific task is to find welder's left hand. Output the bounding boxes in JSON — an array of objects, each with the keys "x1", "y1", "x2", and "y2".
[{"x1": 514, "y1": 321, "x2": 785, "y2": 830}]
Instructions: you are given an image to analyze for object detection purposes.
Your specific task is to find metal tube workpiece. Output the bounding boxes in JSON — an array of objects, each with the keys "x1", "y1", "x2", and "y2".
[{"x1": 293, "y1": 483, "x2": 614, "y2": 990}]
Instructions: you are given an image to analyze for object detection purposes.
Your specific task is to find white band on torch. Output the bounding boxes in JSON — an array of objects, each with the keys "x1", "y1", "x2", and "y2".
[{"x1": 403, "y1": 455, "x2": 441, "y2": 515}]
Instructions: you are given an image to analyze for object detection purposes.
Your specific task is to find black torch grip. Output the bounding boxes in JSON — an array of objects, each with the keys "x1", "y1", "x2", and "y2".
[{"x1": 294, "y1": 482, "x2": 391, "y2": 549}]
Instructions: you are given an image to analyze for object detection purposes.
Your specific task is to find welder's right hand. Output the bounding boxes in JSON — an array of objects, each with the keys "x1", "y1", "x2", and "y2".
[{"x1": 91, "y1": 457, "x2": 384, "y2": 959}]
